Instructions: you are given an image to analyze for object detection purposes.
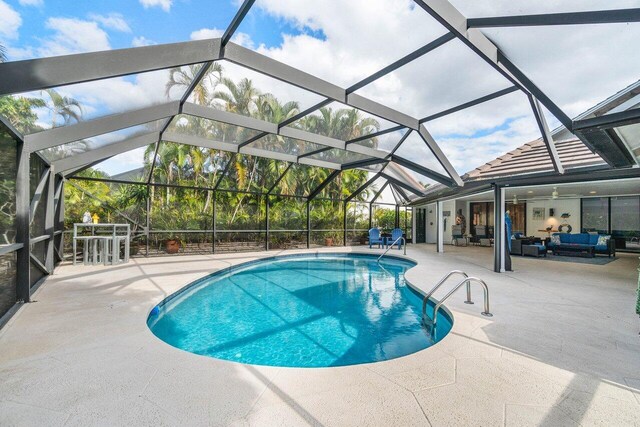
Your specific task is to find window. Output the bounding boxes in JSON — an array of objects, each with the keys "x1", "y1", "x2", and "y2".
[{"x1": 581, "y1": 198, "x2": 609, "y2": 234}]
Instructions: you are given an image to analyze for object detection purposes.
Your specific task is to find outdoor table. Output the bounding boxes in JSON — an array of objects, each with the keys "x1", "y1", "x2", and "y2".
[{"x1": 73, "y1": 223, "x2": 130, "y2": 266}]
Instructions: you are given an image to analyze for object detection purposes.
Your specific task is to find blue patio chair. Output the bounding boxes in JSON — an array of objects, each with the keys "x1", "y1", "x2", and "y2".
[
  {"x1": 390, "y1": 228, "x2": 404, "y2": 249},
  {"x1": 368, "y1": 228, "x2": 384, "y2": 249}
]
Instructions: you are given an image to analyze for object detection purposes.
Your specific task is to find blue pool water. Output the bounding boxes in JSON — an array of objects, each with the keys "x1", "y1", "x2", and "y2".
[{"x1": 147, "y1": 254, "x2": 453, "y2": 367}]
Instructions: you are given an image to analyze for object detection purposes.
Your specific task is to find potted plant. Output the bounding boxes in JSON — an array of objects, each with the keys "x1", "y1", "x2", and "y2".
[
  {"x1": 165, "y1": 237, "x2": 181, "y2": 254},
  {"x1": 325, "y1": 236, "x2": 333, "y2": 246}
]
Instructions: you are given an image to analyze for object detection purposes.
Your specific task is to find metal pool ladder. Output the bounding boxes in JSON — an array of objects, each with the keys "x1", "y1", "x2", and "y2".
[
  {"x1": 421, "y1": 270, "x2": 493, "y2": 326},
  {"x1": 377, "y1": 236, "x2": 406, "y2": 262}
]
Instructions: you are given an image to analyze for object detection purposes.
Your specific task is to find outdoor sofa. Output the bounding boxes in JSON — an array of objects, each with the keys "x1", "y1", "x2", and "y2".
[{"x1": 547, "y1": 233, "x2": 615, "y2": 258}]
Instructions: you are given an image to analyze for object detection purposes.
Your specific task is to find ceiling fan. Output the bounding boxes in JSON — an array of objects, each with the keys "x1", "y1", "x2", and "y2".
[{"x1": 523, "y1": 186, "x2": 581, "y2": 201}]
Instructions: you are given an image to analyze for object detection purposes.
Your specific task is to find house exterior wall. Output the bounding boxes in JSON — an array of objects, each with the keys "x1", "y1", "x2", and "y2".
[{"x1": 525, "y1": 198, "x2": 581, "y2": 238}]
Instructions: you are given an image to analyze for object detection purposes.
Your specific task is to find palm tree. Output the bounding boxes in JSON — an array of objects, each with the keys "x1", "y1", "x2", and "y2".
[
  {"x1": 212, "y1": 77, "x2": 260, "y2": 115},
  {"x1": 165, "y1": 62, "x2": 223, "y2": 105},
  {"x1": 145, "y1": 64, "x2": 376, "y2": 239},
  {"x1": 42, "y1": 89, "x2": 83, "y2": 126}
]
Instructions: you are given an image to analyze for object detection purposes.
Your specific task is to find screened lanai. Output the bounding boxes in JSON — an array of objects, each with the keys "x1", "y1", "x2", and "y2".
[{"x1": 0, "y1": 0, "x2": 639, "y2": 319}]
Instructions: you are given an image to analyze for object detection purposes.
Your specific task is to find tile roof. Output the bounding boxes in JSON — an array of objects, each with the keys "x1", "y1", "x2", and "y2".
[
  {"x1": 464, "y1": 137, "x2": 605, "y2": 182},
  {"x1": 420, "y1": 137, "x2": 606, "y2": 199}
]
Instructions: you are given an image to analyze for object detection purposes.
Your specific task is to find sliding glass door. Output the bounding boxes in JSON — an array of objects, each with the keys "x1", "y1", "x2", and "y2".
[
  {"x1": 581, "y1": 196, "x2": 640, "y2": 252},
  {"x1": 611, "y1": 196, "x2": 640, "y2": 252}
]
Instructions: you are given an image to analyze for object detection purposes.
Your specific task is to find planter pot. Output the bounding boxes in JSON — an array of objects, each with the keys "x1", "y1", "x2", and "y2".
[
  {"x1": 325, "y1": 238, "x2": 333, "y2": 247},
  {"x1": 165, "y1": 239, "x2": 181, "y2": 254},
  {"x1": 129, "y1": 243, "x2": 140, "y2": 257}
]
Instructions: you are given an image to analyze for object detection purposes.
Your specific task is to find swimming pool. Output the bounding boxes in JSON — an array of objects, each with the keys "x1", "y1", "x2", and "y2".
[{"x1": 147, "y1": 253, "x2": 453, "y2": 367}]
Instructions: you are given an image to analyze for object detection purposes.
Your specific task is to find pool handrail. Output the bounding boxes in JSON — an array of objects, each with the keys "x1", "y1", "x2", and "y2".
[
  {"x1": 427, "y1": 277, "x2": 493, "y2": 326},
  {"x1": 377, "y1": 236, "x2": 406, "y2": 262},
  {"x1": 421, "y1": 270, "x2": 471, "y2": 316}
]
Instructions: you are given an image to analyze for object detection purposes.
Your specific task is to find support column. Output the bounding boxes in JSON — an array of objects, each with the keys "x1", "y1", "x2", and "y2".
[
  {"x1": 16, "y1": 143, "x2": 30, "y2": 302},
  {"x1": 44, "y1": 167, "x2": 55, "y2": 272},
  {"x1": 343, "y1": 201, "x2": 347, "y2": 246},
  {"x1": 265, "y1": 195, "x2": 269, "y2": 251},
  {"x1": 368, "y1": 203, "x2": 372, "y2": 231},
  {"x1": 493, "y1": 184, "x2": 508, "y2": 273},
  {"x1": 56, "y1": 177, "x2": 65, "y2": 261},
  {"x1": 411, "y1": 207, "x2": 416, "y2": 243},
  {"x1": 436, "y1": 201, "x2": 444, "y2": 253},
  {"x1": 212, "y1": 191, "x2": 217, "y2": 254},
  {"x1": 146, "y1": 186, "x2": 150, "y2": 257},
  {"x1": 306, "y1": 200, "x2": 310, "y2": 249},
  {"x1": 395, "y1": 205, "x2": 400, "y2": 229}
]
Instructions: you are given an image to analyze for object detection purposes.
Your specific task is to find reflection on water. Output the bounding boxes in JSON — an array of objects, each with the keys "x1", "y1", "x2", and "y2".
[{"x1": 148, "y1": 255, "x2": 453, "y2": 367}]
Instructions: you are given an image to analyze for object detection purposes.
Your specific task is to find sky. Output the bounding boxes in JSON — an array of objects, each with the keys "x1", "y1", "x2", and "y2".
[{"x1": 0, "y1": 0, "x2": 638, "y2": 181}]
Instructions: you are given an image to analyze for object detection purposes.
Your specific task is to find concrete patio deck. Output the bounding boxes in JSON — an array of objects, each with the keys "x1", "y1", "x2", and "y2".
[{"x1": 1, "y1": 245, "x2": 639, "y2": 426}]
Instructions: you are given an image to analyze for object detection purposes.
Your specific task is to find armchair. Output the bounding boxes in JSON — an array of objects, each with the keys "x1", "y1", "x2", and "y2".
[{"x1": 368, "y1": 228, "x2": 384, "y2": 249}]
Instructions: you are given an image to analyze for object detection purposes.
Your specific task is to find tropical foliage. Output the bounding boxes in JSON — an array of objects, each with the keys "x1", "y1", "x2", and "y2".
[{"x1": 0, "y1": 52, "x2": 395, "y2": 250}]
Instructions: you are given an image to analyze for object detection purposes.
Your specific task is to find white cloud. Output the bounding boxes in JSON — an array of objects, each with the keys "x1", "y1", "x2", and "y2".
[
  {"x1": 18, "y1": 0, "x2": 43, "y2": 6},
  {"x1": 132, "y1": 36, "x2": 155, "y2": 47},
  {"x1": 139, "y1": 0, "x2": 172, "y2": 12},
  {"x1": 245, "y1": 0, "x2": 639, "y2": 175},
  {"x1": 38, "y1": 17, "x2": 110, "y2": 57},
  {"x1": 190, "y1": 27, "x2": 254, "y2": 48},
  {"x1": 190, "y1": 28, "x2": 223, "y2": 40},
  {"x1": 0, "y1": 0, "x2": 22, "y2": 39},
  {"x1": 88, "y1": 13, "x2": 131, "y2": 33},
  {"x1": 95, "y1": 147, "x2": 147, "y2": 175}
]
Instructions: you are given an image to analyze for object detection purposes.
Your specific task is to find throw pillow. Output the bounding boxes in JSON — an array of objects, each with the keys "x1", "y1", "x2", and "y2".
[
  {"x1": 550, "y1": 234, "x2": 561, "y2": 245},
  {"x1": 597, "y1": 235, "x2": 610, "y2": 246}
]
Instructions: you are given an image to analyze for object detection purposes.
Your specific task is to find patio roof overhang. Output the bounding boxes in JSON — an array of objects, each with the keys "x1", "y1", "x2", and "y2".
[
  {"x1": 1, "y1": 0, "x2": 639, "y2": 203},
  {"x1": 411, "y1": 164, "x2": 640, "y2": 206}
]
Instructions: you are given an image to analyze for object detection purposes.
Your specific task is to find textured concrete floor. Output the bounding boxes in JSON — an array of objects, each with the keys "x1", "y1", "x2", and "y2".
[{"x1": 0, "y1": 245, "x2": 639, "y2": 426}]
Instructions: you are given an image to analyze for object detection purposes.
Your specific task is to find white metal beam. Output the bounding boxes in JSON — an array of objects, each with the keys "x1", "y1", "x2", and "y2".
[
  {"x1": 278, "y1": 126, "x2": 345, "y2": 150},
  {"x1": 53, "y1": 131, "x2": 160, "y2": 173},
  {"x1": 529, "y1": 96, "x2": 564, "y2": 174},
  {"x1": 224, "y1": 42, "x2": 345, "y2": 102},
  {"x1": 25, "y1": 101, "x2": 179, "y2": 153},
  {"x1": 0, "y1": 39, "x2": 221, "y2": 96},
  {"x1": 346, "y1": 93, "x2": 419, "y2": 130},
  {"x1": 182, "y1": 104, "x2": 387, "y2": 159},
  {"x1": 162, "y1": 132, "x2": 340, "y2": 170},
  {"x1": 182, "y1": 102, "x2": 278, "y2": 134},
  {"x1": 224, "y1": 42, "x2": 421, "y2": 130},
  {"x1": 163, "y1": 132, "x2": 240, "y2": 153},
  {"x1": 413, "y1": 0, "x2": 573, "y2": 130},
  {"x1": 417, "y1": 124, "x2": 463, "y2": 186}
]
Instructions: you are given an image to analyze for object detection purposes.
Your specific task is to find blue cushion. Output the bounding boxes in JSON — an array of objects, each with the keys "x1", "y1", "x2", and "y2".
[
  {"x1": 572, "y1": 234, "x2": 590, "y2": 244},
  {"x1": 595, "y1": 244, "x2": 608, "y2": 251},
  {"x1": 588, "y1": 234, "x2": 599, "y2": 245},
  {"x1": 559, "y1": 233, "x2": 571, "y2": 243}
]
